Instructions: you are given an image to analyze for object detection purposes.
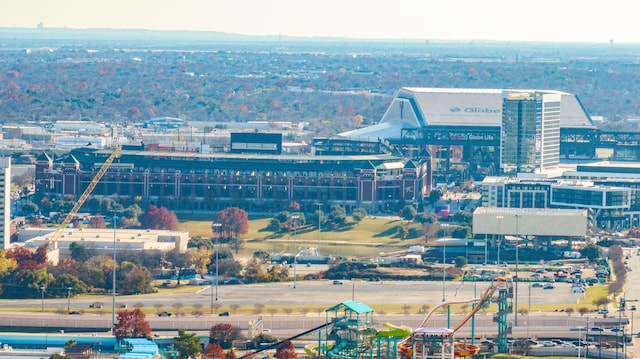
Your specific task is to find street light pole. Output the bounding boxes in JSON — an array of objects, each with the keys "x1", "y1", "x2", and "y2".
[
  {"x1": 316, "y1": 203, "x2": 322, "y2": 256},
  {"x1": 527, "y1": 283, "x2": 531, "y2": 339},
  {"x1": 442, "y1": 238, "x2": 446, "y2": 302},
  {"x1": 67, "y1": 287, "x2": 72, "y2": 313},
  {"x1": 291, "y1": 215, "x2": 299, "y2": 289},
  {"x1": 496, "y1": 216, "x2": 504, "y2": 273},
  {"x1": 484, "y1": 233, "x2": 487, "y2": 266},
  {"x1": 212, "y1": 222, "x2": 222, "y2": 312},
  {"x1": 578, "y1": 326, "x2": 582, "y2": 359},
  {"x1": 112, "y1": 211, "x2": 117, "y2": 334},
  {"x1": 40, "y1": 286, "x2": 45, "y2": 312},
  {"x1": 514, "y1": 214, "x2": 520, "y2": 327}
]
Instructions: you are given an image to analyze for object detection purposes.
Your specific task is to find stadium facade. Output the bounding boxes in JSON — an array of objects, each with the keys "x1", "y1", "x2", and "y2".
[
  {"x1": 33, "y1": 87, "x2": 640, "y2": 227},
  {"x1": 35, "y1": 142, "x2": 431, "y2": 214}
]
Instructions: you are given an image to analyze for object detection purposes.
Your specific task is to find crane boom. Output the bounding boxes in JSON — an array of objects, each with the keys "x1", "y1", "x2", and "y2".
[{"x1": 48, "y1": 146, "x2": 121, "y2": 243}]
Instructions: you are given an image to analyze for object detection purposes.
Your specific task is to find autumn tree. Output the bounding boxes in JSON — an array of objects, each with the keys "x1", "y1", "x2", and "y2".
[
  {"x1": 0, "y1": 251, "x2": 17, "y2": 279},
  {"x1": 119, "y1": 263, "x2": 154, "y2": 295},
  {"x1": 88, "y1": 214, "x2": 107, "y2": 229},
  {"x1": 189, "y1": 247, "x2": 212, "y2": 276},
  {"x1": 274, "y1": 340, "x2": 297, "y2": 359},
  {"x1": 243, "y1": 258, "x2": 266, "y2": 283},
  {"x1": 140, "y1": 204, "x2": 179, "y2": 230},
  {"x1": 113, "y1": 308, "x2": 151, "y2": 339},
  {"x1": 202, "y1": 343, "x2": 226, "y2": 359},
  {"x1": 289, "y1": 201, "x2": 300, "y2": 211},
  {"x1": 225, "y1": 348, "x2": 237, "y2": 359},
  {"x1": 7, "y1": 243, "x2": 49, "y2": 270},
  {"x1": 175, "y1": 329, "x2": 202, "y2": 359},
  {"x1": 214, "y1": 207, "x2": 249, "y2": 240},
  {"x1": 209, "y1": 323, "x2": 240, "y2": 349}
]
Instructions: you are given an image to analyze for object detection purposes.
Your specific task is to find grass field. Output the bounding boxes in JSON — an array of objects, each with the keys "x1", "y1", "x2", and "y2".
[{"x1": 178, "y1": 216, "x2": 427, "y2": 257}]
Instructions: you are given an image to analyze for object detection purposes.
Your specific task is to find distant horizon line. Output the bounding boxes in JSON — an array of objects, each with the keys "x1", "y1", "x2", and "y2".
[{"x1": 0, "y1": 26, "x2": 633, "y2": 46}]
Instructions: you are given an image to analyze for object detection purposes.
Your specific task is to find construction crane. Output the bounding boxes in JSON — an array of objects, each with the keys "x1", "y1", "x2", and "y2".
[{"x1": 47, "y1": 146, "x2": 121, "y2": 245}]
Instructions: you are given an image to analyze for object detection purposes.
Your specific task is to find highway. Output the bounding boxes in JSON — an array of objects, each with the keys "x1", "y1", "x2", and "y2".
[
  {"x1": 0, "y1": 278, "x2": 618, "y2": 338},
  {"x1": 0, "y1": 251, "x2": 638, "y2": 358},
  {"x1": 1, "y1": 278, "x2": 583, "y2": 311}
]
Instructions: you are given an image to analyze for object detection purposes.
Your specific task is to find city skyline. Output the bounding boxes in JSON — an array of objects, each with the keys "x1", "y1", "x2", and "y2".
[{"x1": 2, "y1": 0, "x2": 639, "y2": 44}]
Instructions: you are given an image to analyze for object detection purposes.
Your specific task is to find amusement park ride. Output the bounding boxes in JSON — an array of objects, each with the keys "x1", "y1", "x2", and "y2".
[{"x1": 242, "y1": 277, "x2": 513, "y2": 359}]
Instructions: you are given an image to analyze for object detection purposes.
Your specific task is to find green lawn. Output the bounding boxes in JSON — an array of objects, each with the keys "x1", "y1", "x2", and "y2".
[{"x1": 179, "y1": 216, "x2": 427, "y2": 257}]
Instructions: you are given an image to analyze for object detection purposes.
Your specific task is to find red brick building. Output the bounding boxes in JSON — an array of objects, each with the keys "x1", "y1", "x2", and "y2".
[{"x1": 35, "y1": 143, "x2": 432, "y2": 214}]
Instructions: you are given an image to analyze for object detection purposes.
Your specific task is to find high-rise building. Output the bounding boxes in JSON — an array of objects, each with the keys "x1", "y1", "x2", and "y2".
[
  {"x1": 0, "y1": 157, "x2": 10, "y2": 249},
  {"x1": 501, "y1": 91, "x2": 561, "y2": 174}
]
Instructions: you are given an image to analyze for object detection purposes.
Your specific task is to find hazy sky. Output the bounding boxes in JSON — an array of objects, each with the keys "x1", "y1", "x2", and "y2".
[{"x1": 2, "y1": 0, "x2": 638, "y2": 43}]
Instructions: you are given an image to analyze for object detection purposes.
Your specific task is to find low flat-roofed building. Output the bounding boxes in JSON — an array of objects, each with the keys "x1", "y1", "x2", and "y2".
[
  {"x1": 16, "y1": 227, "x2": 189, "y2": 265},
  {"x1": 473, "y1": 207, "x2": 588, "y2": 238}
]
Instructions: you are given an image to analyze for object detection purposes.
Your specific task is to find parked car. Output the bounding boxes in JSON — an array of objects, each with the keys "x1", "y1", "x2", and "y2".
[
  {"x1": 597, "y1": 309, "x2": 609, "y2": 314},
  {"x1": 68, "y1": 311, "x2": 82, "y2": 315},
  {"x1": 157, "y1": 311, "x2": 173, "y2": 317},
  {"x1": 532, "y1": 283, "x2": 543, "y2": 288},
  {"x1": 333, "y1": 280, "x2": 343, "y2": 285},
  {"x1": 543, "y1": 283, "x2": 555, "y2": 289},
  {"x1": 590, "y1": 326, "x2": 604, "y2": 332}
]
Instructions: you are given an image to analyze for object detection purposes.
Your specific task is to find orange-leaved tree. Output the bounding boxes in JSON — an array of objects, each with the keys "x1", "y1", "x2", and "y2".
[
  {"x1": 140, "y1": 204, "x2": 179, "y2": 230},
  {"x1": 113, "y1": 308, "x2": 151, "y2": 339},
  {"x1": 213, "y1": 207, "x2": 249, "y2": 240},
  {"x1": 274, "y1": 340, "x2": 297, "y2": 359}
]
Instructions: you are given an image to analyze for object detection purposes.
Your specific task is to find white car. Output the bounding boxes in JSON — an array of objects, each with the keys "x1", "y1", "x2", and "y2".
[
  {"x1": 543, "y1": 341, "x2": 556, "y2": 347},
  {"x1": 572, "y1": 286, "x2": 585, "y2": 293}
]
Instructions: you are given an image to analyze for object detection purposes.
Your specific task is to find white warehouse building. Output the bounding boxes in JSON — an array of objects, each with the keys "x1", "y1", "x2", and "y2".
[{"x1": 16, "y1": 227, "x2": 189, "y2": 265}]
